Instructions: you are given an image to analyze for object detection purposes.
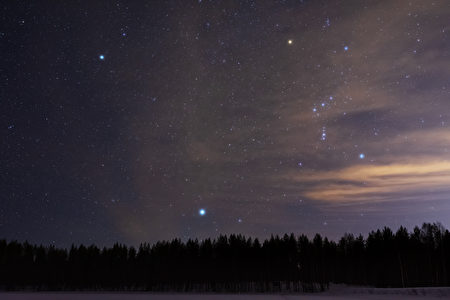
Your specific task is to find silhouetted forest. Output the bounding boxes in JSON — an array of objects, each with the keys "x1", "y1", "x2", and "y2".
[{"x1": 1, "y1": 223, "x2": 449, "y2": 292}]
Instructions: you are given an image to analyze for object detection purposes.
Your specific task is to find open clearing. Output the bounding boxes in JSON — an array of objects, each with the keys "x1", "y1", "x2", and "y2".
[{"x1": 1, "y1": 285, "x2": 450, "y2": 299}]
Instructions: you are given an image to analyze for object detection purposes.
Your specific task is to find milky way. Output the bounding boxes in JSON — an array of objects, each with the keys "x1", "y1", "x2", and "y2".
[{"x1": 2, "y1": 1, "x2": 450, "y2": 246}]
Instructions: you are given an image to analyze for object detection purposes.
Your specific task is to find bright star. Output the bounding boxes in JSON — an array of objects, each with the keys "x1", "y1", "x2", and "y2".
[
  {"x1": 288, "y1": 39, "x2": 293, "y2": 45},
  {"x1": 199, "y1": 208, "x2": 206, "y2": 216},
  {"x1": 359, "y1": 153, "x2": 365, "y2": 159},
  {"x1": 99, "y1": 55, "x2": 105, "y2": 60},
  {"x1": 344, "y1": 46, "x2": 349, "y2": 51}
]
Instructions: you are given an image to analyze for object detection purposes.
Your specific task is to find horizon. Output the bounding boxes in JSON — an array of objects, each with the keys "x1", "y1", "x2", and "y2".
[{"x1": 1, "y1": 222, "x2": 445, "y2": 249}]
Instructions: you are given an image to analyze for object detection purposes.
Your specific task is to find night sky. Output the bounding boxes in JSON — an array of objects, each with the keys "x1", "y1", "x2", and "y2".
[{"x1": 2, "y1": 1, "x2": 450, "y2": 247}]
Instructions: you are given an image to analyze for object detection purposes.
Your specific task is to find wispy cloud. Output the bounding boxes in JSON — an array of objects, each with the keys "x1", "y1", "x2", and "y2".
[{"x1": 288, "y1": 159, "x2": 450, "y2": 203}]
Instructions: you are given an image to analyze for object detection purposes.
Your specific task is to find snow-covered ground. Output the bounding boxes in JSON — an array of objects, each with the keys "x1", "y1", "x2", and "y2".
[{"x1": 1, "y1": 285, "x2": 450, "y2": 299}]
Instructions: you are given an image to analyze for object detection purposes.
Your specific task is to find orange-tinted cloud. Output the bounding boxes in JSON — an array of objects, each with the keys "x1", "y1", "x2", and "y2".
[{"x1": 289, "y1": 159, "x2": 450, "y2": 203}]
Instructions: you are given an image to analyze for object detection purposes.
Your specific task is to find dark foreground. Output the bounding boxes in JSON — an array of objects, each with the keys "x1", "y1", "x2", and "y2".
[{"x1": 1, "y1": 223, "x2": 450, "y2": 291}]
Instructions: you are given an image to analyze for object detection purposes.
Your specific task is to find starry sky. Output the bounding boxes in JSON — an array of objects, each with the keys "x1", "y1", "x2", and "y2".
[{"x1": 2, "y1": 0, "x2": 450, "y2": 247}]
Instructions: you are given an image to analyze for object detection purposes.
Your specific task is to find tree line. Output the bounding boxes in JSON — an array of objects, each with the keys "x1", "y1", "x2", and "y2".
[{"x1": 0, "y1": 222, "x2": 449, "y2": 292}]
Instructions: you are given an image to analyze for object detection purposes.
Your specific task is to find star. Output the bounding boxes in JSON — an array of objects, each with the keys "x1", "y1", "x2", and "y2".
[
  {"x1": 99, "y1": 55, "x2": 105, "y2": 60},
  {"x1": 199, "y1": 208, "x2": 206, "y2": 216},
  {"x1": 359, "y1": 153, "x2": 365, "y2": 159},
  {"x1": 287, "y1": 39, "x2": 293, "y2": 45},
  {"x1": 344, "y1": 46, "x2": 349, "y2": 51}
]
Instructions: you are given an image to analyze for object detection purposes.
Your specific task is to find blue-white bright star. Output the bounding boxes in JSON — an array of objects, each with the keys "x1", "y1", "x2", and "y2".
[
  {"x1": 99, "y1": 55, "x2": 105, "y2": 60},
  {"x1": 359, "y1": 153, "x2": 365, "y2": 159},
  {"x1": 344, "y1": 46, "x2": 349, "y2": 51},
  {"x1": 199, "y1": 208, "x2": 206, "y2": 216}
]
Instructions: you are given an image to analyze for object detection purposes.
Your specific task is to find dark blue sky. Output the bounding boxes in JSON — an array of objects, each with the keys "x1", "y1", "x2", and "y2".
[{"x1": 1, "y1": 0, "x2": 450, "y2": 247}]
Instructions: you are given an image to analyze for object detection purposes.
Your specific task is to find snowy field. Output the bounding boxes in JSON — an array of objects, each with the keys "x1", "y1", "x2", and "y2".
[{"x1": 1, "y1": 285, "x2": 450, "y2": 299}]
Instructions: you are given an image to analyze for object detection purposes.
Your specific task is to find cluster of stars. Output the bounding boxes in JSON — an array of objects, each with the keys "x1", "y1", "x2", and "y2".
[
  {"x1": 321, "y1": 127, "x2": 327, "y2": 141},
  {"x1": 312, "y1": 96, "x2": 335, "y2": 114}
]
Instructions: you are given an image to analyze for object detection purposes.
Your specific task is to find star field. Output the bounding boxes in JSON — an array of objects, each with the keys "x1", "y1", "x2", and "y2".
[{"x1": 1, "y1": 1, "x2": 450, "y2": 246}]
